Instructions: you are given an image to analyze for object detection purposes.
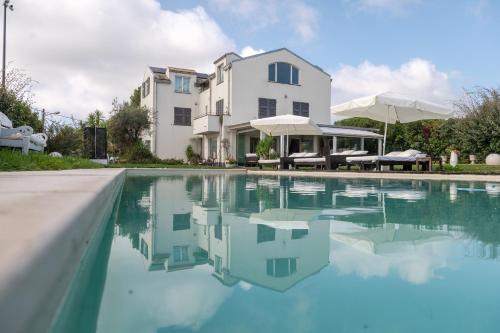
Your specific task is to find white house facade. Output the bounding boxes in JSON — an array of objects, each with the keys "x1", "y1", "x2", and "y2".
[{"x1": 140, "y1": 48, "x2": 333, "y2": 162}]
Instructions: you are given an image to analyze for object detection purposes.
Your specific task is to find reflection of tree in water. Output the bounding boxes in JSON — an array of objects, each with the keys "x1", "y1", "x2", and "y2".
[
  {"x1": 340, "y1": 181, "x2": 500, "y2": 246},
  {"x1": 185, "y1": 175, "x2": 203, "y2": 202},
  {"x1": 116, "y1": 177, "x2": 155, "y2": 249}
]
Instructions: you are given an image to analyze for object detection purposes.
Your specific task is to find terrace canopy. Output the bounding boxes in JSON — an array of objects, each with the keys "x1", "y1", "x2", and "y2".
[{"x1": 331, "y1": 92, "x2": 452, "y2": 154}]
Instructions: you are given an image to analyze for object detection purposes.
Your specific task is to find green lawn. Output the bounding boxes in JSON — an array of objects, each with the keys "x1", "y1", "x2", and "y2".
[
  {"x1": 0, "y1": 150, "x2": 103, "y2": 171},
  {"x1": 1, "y1": 149, "x2": 500, "y2": 174}
]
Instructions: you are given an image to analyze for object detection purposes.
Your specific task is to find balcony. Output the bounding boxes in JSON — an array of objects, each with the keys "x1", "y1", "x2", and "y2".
[{"x1": 192, "y1": 112, "x2": 229, "y2": 134}]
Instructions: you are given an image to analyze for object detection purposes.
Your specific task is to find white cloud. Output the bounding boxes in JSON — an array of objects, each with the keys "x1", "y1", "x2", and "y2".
[
  {"x1": 347, "y1": 0, "x2": 420, "y2": 14},
  {"x1": 210, "y1": 0, "x2": 318, "y2": 41},
  {"x1": 240, "y1": 46, "x2": 265, "y2": 57},
  {"x1": 288, "y1": 1, "x2": 319, "y2": 42},
  {"x1": 332, "y1": 58, "x2": 456, "y2": 105},
  {"x1": 8, "y1": 0, "x2": 235, "y2": 118}
]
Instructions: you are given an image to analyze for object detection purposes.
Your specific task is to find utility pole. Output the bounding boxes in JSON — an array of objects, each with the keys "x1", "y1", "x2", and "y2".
[
  {"x1": 2, "y1": 0, "x2": 13, "y2": 88},
  {"x1": 41, "y1": 109, "x2": 60, "y2": 133}
]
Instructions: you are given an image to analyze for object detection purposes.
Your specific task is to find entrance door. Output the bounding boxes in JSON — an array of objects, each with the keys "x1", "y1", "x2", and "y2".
[{"x1": 236, "y1": 134, "x2": 246, "y2": 165}]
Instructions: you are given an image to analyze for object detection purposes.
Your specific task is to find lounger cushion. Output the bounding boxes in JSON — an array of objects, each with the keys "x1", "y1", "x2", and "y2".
[
  {"x1": 347, "y1": 156, "x2": 379, "y2": 163},
  {"x1": 303, "y1": 152, "x2": 318, "y2": 158},
  {"x1": 258, "y1": 159, "x2": 280, "y2": 164},
  {"x1": 399, "y1": 149, "x2": 421, "y2": 157},
  {"x1": 245, "y1": 153, "x2": 257, "y2": 158},
  {"x1": 350, "y1": 150, "x2": 368, "y2": 156},
  {"x1": 294, "y1": 157, "x2": 325, "y2": 163},
  {"x1": 385, "y1": 151, "x2": 403, "y2": 157},
  {"x1": 289, "y1": 152, "x2": 306, "y2": 158}
]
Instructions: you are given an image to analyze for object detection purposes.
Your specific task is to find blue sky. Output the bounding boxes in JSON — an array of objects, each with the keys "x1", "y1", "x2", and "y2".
[
  {"x1": 162, "y1": 0, "x2": 500, "y2": 104},
  {"x1": 163, "y1": 0, "x2": 499, "y2": 97},
  {"x1": 8, "y1": 0, "x2": 499, "y2": 117}
]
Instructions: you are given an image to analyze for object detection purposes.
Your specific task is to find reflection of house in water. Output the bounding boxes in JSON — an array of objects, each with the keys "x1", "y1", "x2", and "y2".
[{"x1": 137, "y1": 174, "x2": 330, "y2": 292}]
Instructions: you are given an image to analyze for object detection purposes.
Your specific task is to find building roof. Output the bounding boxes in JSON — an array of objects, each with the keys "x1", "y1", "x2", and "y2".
[
  {"x1": 213, "y1": 52, "x2": 242, "y2": 64},
  {"x1": 232, "y1": 47, "x2": 330, "y2": 77},
  {"x1": 149, "y1": 66, "x2": 166, "y2": 74}
]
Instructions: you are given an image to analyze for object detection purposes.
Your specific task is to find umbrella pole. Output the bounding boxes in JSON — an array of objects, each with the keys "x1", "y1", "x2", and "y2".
[{"x1": 383, "y1": 106, "x2": 389, "y2": 155}]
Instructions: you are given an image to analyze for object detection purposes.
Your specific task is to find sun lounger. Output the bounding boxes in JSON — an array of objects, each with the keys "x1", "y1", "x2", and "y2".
[
  {"x1": 328, "y1": 150, "x2": 369, "y2": 170},
  {"x1": 346, "y1": 150, "x2": 429, "y2": 171},
  {"x1": 0, "y1": 112, "x2": 47, "y2": 154},
  {"x1": 245, "y1": 153, "x2": 258, "y2": 166},
  {"x1": 289, "y1": 152, "x2": 324, "y2": 169},
  {"x1": 258, "y1": 159, "x2": 280, "y2": 169}
]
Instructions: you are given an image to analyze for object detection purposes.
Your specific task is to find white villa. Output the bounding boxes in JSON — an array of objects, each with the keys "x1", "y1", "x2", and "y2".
[{"x1": 140, "y1": 48, "x2": 383, "y2": 162}]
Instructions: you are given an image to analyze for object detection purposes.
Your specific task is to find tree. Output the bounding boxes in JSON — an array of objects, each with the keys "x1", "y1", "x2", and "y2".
[
  {"x1": 86, "y1": 109, "x2": 106, "y2": 127},
  {"x1": 46, "y1": 122, "x2": 83, "y2": 156},
  {"x1": 0, "y1": 68, "x2": 42, "y2": 131},
  {"x1": 107, "y1": 101, "x2": 152, "y2": 159},
  {"x1": 455, "y1": 88, "x2": 500, "y2": 161},
  {"x1": 130, "y1": 86, "x2": 141, "y2": 108}
]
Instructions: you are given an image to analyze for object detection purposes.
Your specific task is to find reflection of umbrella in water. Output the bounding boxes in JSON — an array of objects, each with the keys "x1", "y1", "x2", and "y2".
[
  {"x1": 331, "y1": 223, "x2": 452, "y2": 255},
  {"x1": 249, "y1": 208, "x2": 321, "y2": 230}
]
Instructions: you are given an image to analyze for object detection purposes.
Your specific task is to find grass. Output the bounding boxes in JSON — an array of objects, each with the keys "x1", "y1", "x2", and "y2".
[
  {"x1": 1, "y1": 149, "x2": 500, "y2": 174},
  {"x1": 0, "y1": 149, "x2": 103, "y2": 171},
  {"x1": 107, "y1": 163, "x2": 226, "y2": 169}
]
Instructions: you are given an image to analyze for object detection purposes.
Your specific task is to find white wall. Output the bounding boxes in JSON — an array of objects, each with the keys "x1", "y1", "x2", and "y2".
[{"x1": 228, "y1": 49, "x2": 331, "y2": 126}]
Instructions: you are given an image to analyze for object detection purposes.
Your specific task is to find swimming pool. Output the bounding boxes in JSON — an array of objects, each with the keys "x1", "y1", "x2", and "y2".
[{"x1": 51, "y1": 174, "x2": 500, "y2": 333}]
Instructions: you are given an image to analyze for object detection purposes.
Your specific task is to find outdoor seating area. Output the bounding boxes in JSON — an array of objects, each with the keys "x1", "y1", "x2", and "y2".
[{"x1": 0, "y1": 112, "x2": 47, "y2": 154}]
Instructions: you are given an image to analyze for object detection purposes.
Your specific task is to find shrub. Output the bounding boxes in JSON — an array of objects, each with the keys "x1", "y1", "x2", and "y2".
[
  {"x1": 122, "y1": 142, "x2": 159, "y2": 163},
  {"x1": 256, "y1": 136, "x2": 273, "y2": 159}
]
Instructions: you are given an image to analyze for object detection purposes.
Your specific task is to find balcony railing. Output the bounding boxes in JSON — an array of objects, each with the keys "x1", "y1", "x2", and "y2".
[{"x1": 193, "y1": 110, "x2": 230, "y2": 120}]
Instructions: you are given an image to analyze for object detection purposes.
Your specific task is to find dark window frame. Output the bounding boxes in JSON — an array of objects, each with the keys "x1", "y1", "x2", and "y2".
[
  {"x1": 216, "y1": 99, "x2": 224, "y2": 115},
  {"x1": 293, "y1": 102, "x2": 309, "y2": 117},
  {"x1": 268, "y1": 62, "x2": 299, "y2": 85},
  {"x1": 173, "y1": 213, "x2": 191, "y2": 231},
  {"x1": 174, "y1": 107, "x2": 192, "y2": 126},
  {"x1": 258, "y1": 98, "x2": 277, "y2": 119}
]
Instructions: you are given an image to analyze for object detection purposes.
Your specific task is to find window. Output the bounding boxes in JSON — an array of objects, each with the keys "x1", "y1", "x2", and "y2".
[
  {"x1": 173, "y1": 246, "x2": 189, "y2": 263},
  {"x1": 250, "y1": 137, "x2": 259, "y2": 153},
  {"x1": 268, "y1": 63, "x2": 276, "y2": 82},
  {"x1": 140, "y1": 239, "x2": 149, "y2": 259},
  {"x1": 145, "y1": 78, "x2": 150, "y2": 96},
  {"x1": 293, "y1": 102, "x2": 309, "y2": 117},
  {"x1": 175, "y1": 75, "x2": 190, "y2": 93},
  {"x1": 216, "y1": 99, "x2": 224, "y2": 115},
  {"x1": 173, "y1": 213, "x2": 191, "y2": 231},
  {"x1": 215, "y1": 255, "x2": 222, "y2": 274},
  {"x1": 257, "y1": 224, "x2": 276, "y2": 243},
  {"x1": 214, "y1": 221, "x2": 222, "y2": 240},
  {"x1": 291, "y1": 229, "x2": 308, "y2": 239},
  {"x1": 217, "y1": 64, "x2": 224, "y2": 84},
  {"x1": 174, "y1": 107, "x2": 191, "y2": 126},
  {"x1": 258, "y1": 98, "x2": 276, "y2": 119},
  {"x1": 142, "y1": 78, "x2": 150, "y2": 98},
  {"x1": 268, "y1": 62, "x2": 299, "y2": 85},
  {"x1": 266, "y1": 258, "x2": 297, "y2": 277}
]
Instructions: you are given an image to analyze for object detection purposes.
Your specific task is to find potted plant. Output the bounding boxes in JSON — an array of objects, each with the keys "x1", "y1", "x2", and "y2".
[
  {"x1": 446, "y1": 146, "x2": 459, "y2": 167},
  {"x1": 469, "y1": 154, "x2": 476, "y2": 164},
  {"x1": 225, "y1": 156, "x2": 237, "y2": 168}
]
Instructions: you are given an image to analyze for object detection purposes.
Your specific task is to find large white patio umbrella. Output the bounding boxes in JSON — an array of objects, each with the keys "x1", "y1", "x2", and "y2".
[
  {"x1": 331, "y1": 92, "x2": 452, "y2": 154},
  {"x1": 250, "y1": 114, "x2": 322, "y2": 156}
]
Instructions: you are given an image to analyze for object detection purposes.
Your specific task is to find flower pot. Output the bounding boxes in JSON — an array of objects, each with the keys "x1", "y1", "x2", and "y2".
[
  {"x1": 469, "y1": 155, "x2": 476, "y2": 165},
  {"x1": 450, "y1": 151, "x2": 458, "y2": 167}
]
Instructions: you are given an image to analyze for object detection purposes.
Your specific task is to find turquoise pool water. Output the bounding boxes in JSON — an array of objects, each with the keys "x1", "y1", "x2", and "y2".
[{"x1": 52, "y1": 174, "x2": 500, "y2": 333}]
